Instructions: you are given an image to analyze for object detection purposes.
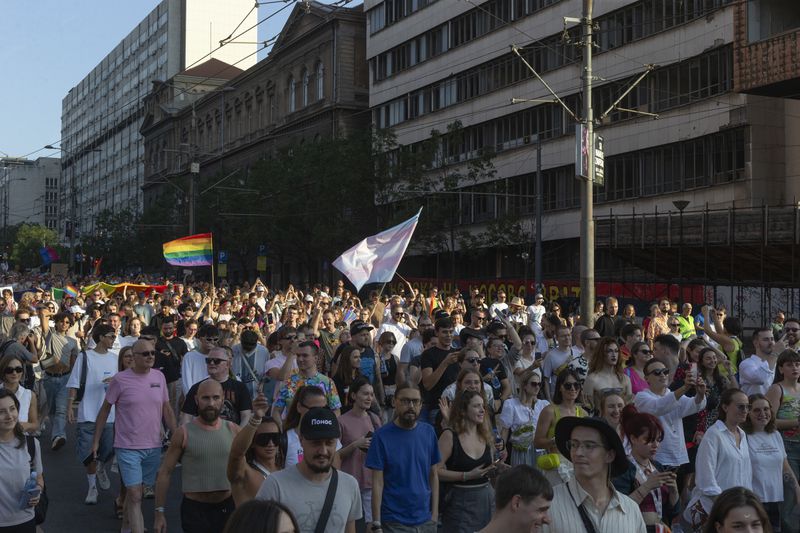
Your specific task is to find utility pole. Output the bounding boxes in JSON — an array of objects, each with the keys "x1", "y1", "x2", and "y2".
[
  {"x1": 534, "y1": 134, "x2": 543, "y2": 295},
  {"x1": 579, "y1": 0, "x2": 596, "y2": 328}
]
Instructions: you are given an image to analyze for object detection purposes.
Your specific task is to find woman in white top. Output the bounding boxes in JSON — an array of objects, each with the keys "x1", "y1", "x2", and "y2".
[
  {"x1": 118, "y1": 316, "x2": 142, "y2": 348},
  {"x1": 685, "y1": 388, "x2": 752, "y2": 531},
  {"x1": 743, "y1": 393, "x2": 800, "y2": 532},
  {"x1": 0, "y1": 354, "x2": 38, "y2": 434},
  {"x1": 513, "y1": 332, "x2": 539, "y2": 382},
  {"x1": 499, "y1": 368, "x2": 549, "y2": 467},
  {"x1": 634, "y1": 359, "x2": 706, "y2": 472}
]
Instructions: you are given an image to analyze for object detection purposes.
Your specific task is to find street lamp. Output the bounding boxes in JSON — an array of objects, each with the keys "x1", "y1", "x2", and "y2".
[
  {"x1": 44, "y1": 144, "x2": 101, "y2": 271},
  {"x1": 672, "y1": 200, "x2": 690, "y2": 302}
]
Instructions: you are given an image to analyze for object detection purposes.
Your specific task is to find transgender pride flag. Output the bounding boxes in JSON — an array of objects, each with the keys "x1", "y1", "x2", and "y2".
[{"x1": 333, "y1": 208, "x2": 422, "y2": 292}]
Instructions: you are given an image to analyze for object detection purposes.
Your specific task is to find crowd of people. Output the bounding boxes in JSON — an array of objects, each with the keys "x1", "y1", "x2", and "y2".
[{"x1": 0, "y1": 274, "x2": 796, "y2": 533}]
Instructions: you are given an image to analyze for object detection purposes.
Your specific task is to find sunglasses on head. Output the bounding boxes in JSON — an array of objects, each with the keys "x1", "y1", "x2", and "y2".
[
  {"x1": 4, "y1": 366, "x2": 24, "y2": 375},
  {"x1": 254, "y1": 432, "x2": 282, "y2": 447}
]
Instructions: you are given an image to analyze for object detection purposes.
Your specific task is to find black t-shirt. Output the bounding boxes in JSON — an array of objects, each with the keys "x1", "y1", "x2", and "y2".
[
  {"x1": 181, "y1": 377, "x2": 253, "y2": 425},
  {"x1": 479, "y1": 357, "x2": 508, "y2": 400},
  {"x1": 420, "y1": 345, "x2": 459, "y2": 409},
  {"x1": 154, "y1": 336, "x2": 186, "y2": 384}
]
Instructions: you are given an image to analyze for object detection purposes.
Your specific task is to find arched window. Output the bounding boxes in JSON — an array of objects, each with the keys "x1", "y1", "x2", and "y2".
[
  {"x1": 302, "y1": 68, "x2": 309, "y2": 107},
  {"x1": 288, "y1": 76, "x2": 296, "y2": 112},
  {"x1": 316, "y1": 61, "x2": 324, "y2": 100}
]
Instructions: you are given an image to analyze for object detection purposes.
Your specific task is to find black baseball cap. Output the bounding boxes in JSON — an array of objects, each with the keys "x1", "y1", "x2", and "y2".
[
  {"x1": 350, "y1": 319, "x2": 374, "y2": 336},
  {"x1": 300, "y1": 407, "x2": 341, "y2": 440}
]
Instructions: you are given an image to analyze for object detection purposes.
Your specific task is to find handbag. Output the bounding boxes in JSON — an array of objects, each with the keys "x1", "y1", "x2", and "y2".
[
  {"x1": 314, "y1": 468, "x2": 338, "y2": 533},
  {"x1": 25, "y1": 436, "x2": 49, "y2": 525}
]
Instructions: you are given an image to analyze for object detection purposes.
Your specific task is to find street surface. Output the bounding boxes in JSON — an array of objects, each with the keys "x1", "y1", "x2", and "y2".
[{"x1": 39, "y1": 423, "x2": 184, "y2": 532}]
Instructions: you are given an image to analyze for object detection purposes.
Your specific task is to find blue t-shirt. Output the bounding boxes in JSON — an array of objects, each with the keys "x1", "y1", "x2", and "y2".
[
  {"x1": 366, "y1": 421, "x2": 440, "y2": 526},
  {"x1": 360, "y1": 347, "x2": 376, "y2": 383}
]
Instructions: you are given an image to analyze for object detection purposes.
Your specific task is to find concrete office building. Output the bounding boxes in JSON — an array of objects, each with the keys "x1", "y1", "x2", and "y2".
[
  {"x1": 0, "y1": 157, "x2": 61, "y2": 235},
  {"x1": 366, "y1": 0, "x2": 800, "y2": 293},
  {"x1": 58, "y1": 0, "x2": 258, "y2": 246}
]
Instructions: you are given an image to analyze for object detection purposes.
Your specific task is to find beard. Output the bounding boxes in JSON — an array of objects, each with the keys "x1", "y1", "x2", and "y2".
[
  {"x1": 306, "y1": 456, "x2": 332, "y2": 473},
  {"x1": 199, "y1": 406, "x2": 220, "y2": 423},
  {"x1": 396, "y1": 410, "x2": 418, "y2": 427}
]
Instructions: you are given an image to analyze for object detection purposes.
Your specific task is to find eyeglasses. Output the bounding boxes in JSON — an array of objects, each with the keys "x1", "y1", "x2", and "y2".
[
  {"x1": 466, "y1": 358, "x2": 480, "y2": 364},
  {"x1": 4, "y1": 366, "x2": 24, "y2": 375},
  {"x1": 562, "y1": 382, "x2": 581, "y2": 391},
  {"x1": 254, "y1": 432, "x2": 282, "y2": 447},
  {"x1": 134, "y1": 350, "x2": 157, "y2": 357},
  {"x1": 206, "y1": 358, "x2": 227, "y2": 365},
  {"x1": 396, "y1": 397, "x2": 421, "y2": 406},
  {"x1": 648, "y1": 368, "x2": 669, "y2": 376},
  {"x1": 785, "y1": 327, "x2": 800, "y2": 332},
  {"x1": 566, "y1": 439, "x2": 605, "y2": 453},
  {"x1": 384, "y1": 340, "x2": 397, "y2": 345},
  {"x1": 735, "y1": 404, "x2": 751, "y2": 413}
]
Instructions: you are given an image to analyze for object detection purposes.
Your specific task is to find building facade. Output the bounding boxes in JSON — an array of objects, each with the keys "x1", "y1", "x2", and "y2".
[
  {"x1": 366, "y1": 0, "x2": 800, "y2": 296},
  {"x1": 58, "y1": 0, "x2": 258, "y2": 246},
  {"x1": 0, "y1": 157, "x2": 61, "y2": 236},
  {"x1": 140, "y1": 1, "x2": 369, "y2": 285}
]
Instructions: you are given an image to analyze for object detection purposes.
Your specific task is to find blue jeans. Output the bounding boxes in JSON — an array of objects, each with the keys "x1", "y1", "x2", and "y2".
[
  {"x1": 383, "y1": 520, "x2": 437, "y2": 533},
  {"x1": 42, "y1": 372, "x2": 70, "y2": 439}
]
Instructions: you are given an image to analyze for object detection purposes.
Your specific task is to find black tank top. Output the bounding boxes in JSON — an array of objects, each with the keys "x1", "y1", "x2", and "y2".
[{"x1": 444, "y1": 429, "x2": 492, "y2": 485}]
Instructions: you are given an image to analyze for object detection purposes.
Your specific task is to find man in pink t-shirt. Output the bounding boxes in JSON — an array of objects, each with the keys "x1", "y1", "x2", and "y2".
[{"x1": 92, "y1": 339, "x2": 176, "y2": 533}]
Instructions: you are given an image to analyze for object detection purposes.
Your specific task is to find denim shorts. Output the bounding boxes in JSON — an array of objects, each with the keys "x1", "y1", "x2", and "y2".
[
  {"x1": 115, "y1": 447, "x2": 161, "y2": 487},
  {"x1": 76, "y1": 422, "x2": 114, "y2": 465}
]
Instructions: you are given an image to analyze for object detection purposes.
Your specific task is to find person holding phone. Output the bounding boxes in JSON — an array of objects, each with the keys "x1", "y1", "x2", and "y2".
[
  {"x1": 437, "y1": 390, "x2": 501, "y2": 533},
  {"x1": 339, "y1": 377, "x2": 382, "y2": 527}
]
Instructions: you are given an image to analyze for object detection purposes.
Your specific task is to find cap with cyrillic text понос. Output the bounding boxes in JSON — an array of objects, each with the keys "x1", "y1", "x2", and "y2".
[{"x1": 300, "y1": 407, "x2": 341, "y2": 440}]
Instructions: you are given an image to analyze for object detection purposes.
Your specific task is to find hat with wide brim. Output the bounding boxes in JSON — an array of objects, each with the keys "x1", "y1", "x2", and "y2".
[
  {"x1": 510, "y1": 297, "x2": 525, "y2": 308},
  {"x1": 554, "y1": 416, "x2": 631, "y2": 477}
]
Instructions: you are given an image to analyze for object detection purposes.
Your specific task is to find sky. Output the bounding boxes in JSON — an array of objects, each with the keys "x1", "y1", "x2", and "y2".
[{"x1": 0, "y1": 0, "x2": 307, "y2": 161}]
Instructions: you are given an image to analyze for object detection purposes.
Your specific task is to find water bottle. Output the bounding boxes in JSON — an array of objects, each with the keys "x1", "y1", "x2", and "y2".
[
  {"x1": 489, "y1": 369, "x2": 501, "y2": 389},
  {"x1": 18, "y1": 471, "x2": 39, "y2": 510},
  {"x1": 492, "y1": 429, "x2": 503, "y2": 461}
]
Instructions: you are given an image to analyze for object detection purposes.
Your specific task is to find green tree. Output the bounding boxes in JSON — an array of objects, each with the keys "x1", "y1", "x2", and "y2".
[{"x1": 11, "y1": 224, "x2": 60, "y2": 269}]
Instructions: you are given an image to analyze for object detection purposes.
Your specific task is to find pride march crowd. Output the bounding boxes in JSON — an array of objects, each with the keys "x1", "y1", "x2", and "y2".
[{"x1": 0, "y1": 265, "x2": 795, "y2": 533}]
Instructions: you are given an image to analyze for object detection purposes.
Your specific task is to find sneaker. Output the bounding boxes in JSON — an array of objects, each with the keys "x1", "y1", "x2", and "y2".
[
  {"x1": 110, "y1": 457, "x2": 119, "y2": 474},
  {"x1": 96, "y1": 462, "x2": 111, "y2": 491},
  {"x1": 51, "y1": 436, "x2": 66, "y2": 451},
  {"x1": 143, "y1": 485, "x2": 155, "y2": 499},
  {"x1": 85, "y1": 486, "x2": 99, "y2": 505}
]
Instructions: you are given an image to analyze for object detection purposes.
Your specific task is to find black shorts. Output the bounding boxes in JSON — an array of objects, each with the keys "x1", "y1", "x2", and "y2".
[{"x1": 180, "y1": 496, "x2": 235, "y2": 533}]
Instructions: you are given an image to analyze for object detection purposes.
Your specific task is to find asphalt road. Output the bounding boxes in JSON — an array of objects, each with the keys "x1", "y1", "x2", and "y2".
[{"x1": 39, "y1": 423, "x2": 184, "y2": 533}]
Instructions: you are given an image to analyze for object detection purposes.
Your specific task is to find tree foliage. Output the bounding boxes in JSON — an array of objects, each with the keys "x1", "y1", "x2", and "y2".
[{"x1": 11, "y1": 224, "x2": 60, "y2": 269}]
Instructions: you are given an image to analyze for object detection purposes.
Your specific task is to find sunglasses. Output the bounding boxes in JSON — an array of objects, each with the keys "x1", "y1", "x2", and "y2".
[
  {"x1": 466, "y1": 358, "x2": 480, "y2": 364},
  {"x1": 206, "y1": 358, "x2": 227, "y2": 365},
  {"x1": 254, "y1": 432, "x2": 282, "y2": 447},
  {"x1": 785, "y1": 327, "x2": 800, "y2": 332},
  {"x1": 4, "y1": 366, "x2": 24, "y2": 375},
  {"x1": 384, "y1": 341, "x2": 397, "y2": 345},
  {"x1": 562, "y1": 382, "x2": 581, "y2": 391},
  {"x1": 648, "y1": 368, "x2": 669, "y2": 376},
  {"x1": 134, "y1": 350, "x2": 157, "y2": 357},
  {"x1": 527, "y1": 381, "x2": 541, "y2": 387},
  {"x1": 203, "y1": 337, "x2": 220, "y2": 342},
  {"x1": 282, "y1": 335, "x2": 297, "y2": 341}
]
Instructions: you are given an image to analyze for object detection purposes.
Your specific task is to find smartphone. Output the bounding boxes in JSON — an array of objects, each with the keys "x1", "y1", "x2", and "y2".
[{"x1": 689, "y1": 362, "x2": 697, "y2": 382}]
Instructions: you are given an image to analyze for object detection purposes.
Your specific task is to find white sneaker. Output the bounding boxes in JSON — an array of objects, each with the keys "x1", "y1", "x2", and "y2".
[
  {"x1": 96, "y1": 462, "x2": 111, "y2": 490},
  {"x1": 85, "y1": 485, "x2": 98, "y2": 505},
  {"x1": 110, "y1": 457, "x2": 118, "y2": 474}
]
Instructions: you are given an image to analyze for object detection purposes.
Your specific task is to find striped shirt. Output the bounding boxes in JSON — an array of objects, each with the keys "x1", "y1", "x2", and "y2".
[{"x1": 542, "y1": 478, "x2": 646, "y2": 533}]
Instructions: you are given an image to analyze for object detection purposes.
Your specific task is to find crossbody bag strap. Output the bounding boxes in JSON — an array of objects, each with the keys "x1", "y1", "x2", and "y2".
[
  {"x1": 314, "y1": 468, "x2": 338, "y2": 533},
  {"x1": 567, "y1": 482, "x2": 598, "y2": 533}
]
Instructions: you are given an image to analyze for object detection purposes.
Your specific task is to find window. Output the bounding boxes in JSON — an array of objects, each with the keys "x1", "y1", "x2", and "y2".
[
  {"x1": 316, "y1": 62, "x2": 324, "y2": 100},
  {"x1": 302, "y1": 69, "x2": 309, "y2": 107},
  {"x1": 288, "y1": 77, "x2": 296, "y2": 112}
]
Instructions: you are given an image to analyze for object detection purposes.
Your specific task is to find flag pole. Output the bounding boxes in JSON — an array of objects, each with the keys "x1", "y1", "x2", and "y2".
[
  {"x1": 367, "y1": 281, "x2": 389, "y2": 325},
  {"x1": 210, "y1": 233, "x2": 215, "y2": 292}
]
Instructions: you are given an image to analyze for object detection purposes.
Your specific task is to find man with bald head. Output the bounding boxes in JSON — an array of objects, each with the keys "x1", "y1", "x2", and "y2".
[
  {"x1": 181, "y1": 346, "x2": 252, "y2": 425},
  {"x1": 155, "y1": 379, "x2": 239, "y2": 533},
  {"x1": 92, "y1": 339, "x2": 177, "y2": 533}
]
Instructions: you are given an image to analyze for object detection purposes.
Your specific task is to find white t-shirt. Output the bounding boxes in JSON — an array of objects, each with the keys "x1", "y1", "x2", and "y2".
[
  {"x1": 527, "y1": 304, "x2": 546, "y2": 327},
  {"x1": 181, "y1": 350, "x2": 209, "y2": 394},
  {"x1": 542, "y1": 347, "x2": 572, "y2": 396},
  {"x1": 119, "y1": 335, "x2": 139, "y2": 348},
  {"x1": 66, "y1": 350, "x2": 118, "y2": 423},
  {"x1": 489, "y1": 302, "x2": 509, "y2": 317},
  {"x1": 264, "y1": 351, "x2": 297, "y2": 376},
  {"x1": 375, "y1": 321, "x2": 412, "y2": 357},
  {"x1": 747, "y1": 430, "x2": 786, "y2": 503}
]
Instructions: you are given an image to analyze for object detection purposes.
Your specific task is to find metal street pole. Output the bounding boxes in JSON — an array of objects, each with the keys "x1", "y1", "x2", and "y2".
[
  {"x1": 535, "y1": 134, "x2": 543, "y2": 295},
  {"x1": 579, "y1": 0, "x2": 596, "y2": 328}
]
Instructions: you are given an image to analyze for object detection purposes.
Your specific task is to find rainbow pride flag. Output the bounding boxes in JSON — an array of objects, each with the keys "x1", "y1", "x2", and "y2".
[
  {"x1": 64, "y1": 285, "x2": 80, "y2": 298},
  {"x1": 163, "y1": 233, "x2": 213, "y2": 267}
]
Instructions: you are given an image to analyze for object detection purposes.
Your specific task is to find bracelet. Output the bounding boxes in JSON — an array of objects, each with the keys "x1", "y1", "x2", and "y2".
[
  {"x1": 462, "y1": 471, "x2": 467, "y2": 482},
  {"x1": 155, "y1": 506, "x2": 166, "y2": 513}
]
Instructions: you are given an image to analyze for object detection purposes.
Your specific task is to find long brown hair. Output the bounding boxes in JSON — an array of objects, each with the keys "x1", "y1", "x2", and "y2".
[
  {"x1": 449, "y1": 389, "x2": 491, "y2": 444},
  {"x1": 334, "y1": 345, "x2": 361, "y2": 387},
  {"x1": 0, "y1": 389, "x2": 25, "y2": 448},
  {"x1": 588, "y1": 338, "x2": 624, "y2": 379}
]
